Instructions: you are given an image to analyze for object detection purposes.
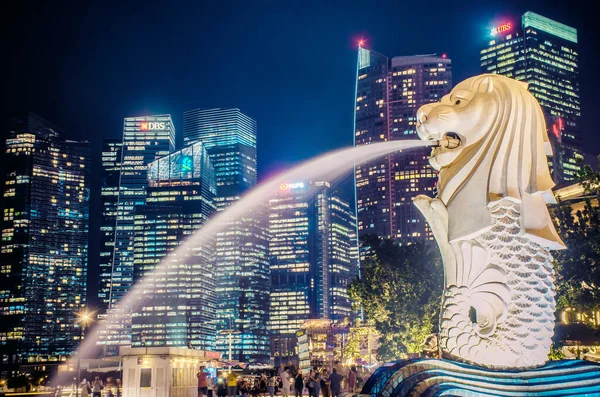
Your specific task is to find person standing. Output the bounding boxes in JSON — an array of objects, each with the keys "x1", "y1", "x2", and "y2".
[
  {"x1": 305, "y1": 369, "x2": 314, "y2": 397},
  {"x1": 294, "y1": 370, "x2": 304, "y2": 397},
  {"x1": 197, "y1": 366, "x2": 209, "y2": 397},
  {"x1": 80, "y1": 378, "x2": 91, "y2": 397},
  {"x1": 227, "y1": 372, "x2": 238, "y2": 397},
  {"x1": 320, "y1": 370, "x2": 330, "y2": 397},
  {"x1": 91, "y1": 377, "x2": 103, "y2": 397},
  {"x1": 328, "y1": 369, "x2": 343, "y2": 397},
  {"x1": 217, "y1": 374, "x2": 227, "y2": 397},
  {"x1": 115, "y1": 379, "x2": 122, "y2": 397},
  {"x1": 208, "y1": 373, "x2": 215, "y2": 397},
  {"x1": 312, "y1": 372, "x2": 321, "y2": 397},
  {"x1": 346, "y1": 367, "x2": 357, "y2": 393},
  {"x1": 268, "y1": 373, "x2": 278, "y2": 397},
  {"x1": 281, "y1": 369, "x2": 290, "y2": 397},
  {"x1": 259, "y1": 374, "x2": 268, "y2": 397}
]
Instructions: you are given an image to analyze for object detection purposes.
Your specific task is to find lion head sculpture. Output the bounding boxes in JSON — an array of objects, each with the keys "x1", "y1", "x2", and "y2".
[{"x1": 416, "y1": 74, "x2": 564, "y2": 250}]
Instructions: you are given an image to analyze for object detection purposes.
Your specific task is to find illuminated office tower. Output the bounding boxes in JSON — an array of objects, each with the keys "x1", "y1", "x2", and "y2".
[
  {"x1": 98, "y1": 139, "x2": 122, "y2": 313},
  {"x1": 481, "y1": 11, "x2": 581, "y2": 182},
  {"x1": 183, "y1": 108, "x2": 269, "y2": 363},
  {"x1": 354, "y1": 48, "x2": 452, "y2": 242},
  {"x1": 100, "y1": 115, "x2": 175, "y2": 353},
  {"x1": 131, "y1": 142, "x2": 217, "y2": 349},
  {"x1": 269, "y1": 181, "x2": 358, "y2": 365},
  {"x1": 0, "y1": 112, "x2": 89, "y2": 366}
]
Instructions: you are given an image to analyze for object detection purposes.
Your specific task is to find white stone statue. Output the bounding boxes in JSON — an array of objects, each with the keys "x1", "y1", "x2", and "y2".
[{"x1": 413, "y1": 74, "x2": 565, "y2": 369}]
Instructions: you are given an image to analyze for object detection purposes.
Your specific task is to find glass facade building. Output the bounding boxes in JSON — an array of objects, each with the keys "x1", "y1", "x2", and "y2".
[
  {"x1": 269, "y1": 181, "x2": 358, "y2": 365},
  {"x1": 354, "y1": 49, "x2": 452, "y2": 242},
  {"x1": 0, "y1": 112, "x2": 90, "y2": 368},
  {"x1": 183, "y1": 108, "x2": 270, "y2": 363},
  {"x1": 98, "y1": 115, "x2": 175, "y2": 353},
  {"x1": 131, "y1": 142, "x2": 217, "y2": 349},
  {"x1": 481, "y1": 11, "x2": 581, "y2": 182},
  {"x1": 98, "y1": 140, "x2": 122, "y2": 313}
]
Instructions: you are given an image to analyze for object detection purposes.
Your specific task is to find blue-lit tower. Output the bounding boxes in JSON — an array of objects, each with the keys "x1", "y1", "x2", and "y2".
[
  {"x1": 0, "y1": 112, "x2": 90, "y2": 369},
  {"x1": 99, "y1": 115, "x2": 175, "y2": 354},
  {"x1": 131, "y1": 142, "x2": 217, "y2": 349},
  {"x1": 183, "y1": 108, "x2": 270, "y2": 363}
]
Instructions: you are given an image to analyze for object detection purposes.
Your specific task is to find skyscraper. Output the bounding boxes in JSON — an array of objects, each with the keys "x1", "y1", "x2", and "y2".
[
  {"x1": 183, "y1": 108, "x2": 270, "y2": 363},
  {"x1": 269, "y1": 181, "x2": 358, "y2": 365},
  {"x1": 98, "y1": 139, "x2": 122, "y2": 313},
  {"x1": 354, "y1": 48, "x2": 452, "y2": 242},
  {"x1": 99, "y1": 115, "x2": 175, "y2": 353},
  {"x1": 0, "y1": 112, "x2": 90, "y2": 366},
  {"x1": 131, "y1": 142, "x2": 217, "y2": 349},
  {"x1": 480, "y1": 11, "x2": 581, "y2": 183}
]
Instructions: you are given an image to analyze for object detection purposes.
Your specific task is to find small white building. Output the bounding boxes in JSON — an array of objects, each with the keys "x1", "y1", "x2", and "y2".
[{"x1": 120, "y1": 346, "x2": 221, "y2": 397}]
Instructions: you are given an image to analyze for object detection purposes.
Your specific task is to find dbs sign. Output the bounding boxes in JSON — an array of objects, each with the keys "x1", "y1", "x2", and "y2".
[{"x1": 140, "y1": 121, "x2": 166, "y2": 131}]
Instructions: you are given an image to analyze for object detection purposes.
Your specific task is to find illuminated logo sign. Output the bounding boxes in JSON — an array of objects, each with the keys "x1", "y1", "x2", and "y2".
[
  {"x1": 280, "y1": 182, "x2": 304, "y2": 191},
  {"x1": 181, "y1": 156, "x2": 193, "y2": 172},
  {"x1": 491, "y1": 22, "x2": 512, "y2": 36},
  {"x1": 140, "y1": 121, "x2": 166, "y2": 131},
  {"x1": 552, "y1": 117, "x2": 564, "y2": 143}
]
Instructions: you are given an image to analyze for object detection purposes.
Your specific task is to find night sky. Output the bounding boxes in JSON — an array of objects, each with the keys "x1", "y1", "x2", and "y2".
[{"x1": 6, "y1": 0, "x2": 599, "y2": 306}]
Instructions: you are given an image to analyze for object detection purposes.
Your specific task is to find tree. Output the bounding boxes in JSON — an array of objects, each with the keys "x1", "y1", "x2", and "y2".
[
  {"x1": 341, "y1": 319, "x2": 376, "y2": 365},
  {"x1": 7, "y1": 375, "x2": 29, "y2": 391},
  {"x1": 348, "y1": 235, "x2": 443, "y2": 362},
  {"x1": 552, "y1": 158, "x2": 600, "y2": 320}
]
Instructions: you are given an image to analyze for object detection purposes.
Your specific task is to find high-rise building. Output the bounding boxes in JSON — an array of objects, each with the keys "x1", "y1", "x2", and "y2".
[
  {"x1": 0, "y1": 112, "x2": 90, "y2": 367},
  {"x1": 354, "y1": 48, "x2": 452, "y2": 242},
  {"x1": 131, "y1": 142, "x2": 217, "y2": 349},
  {"x1": 99, "y1": 115, "x2": 175, "y2": 353},
  {"x1": 268, "y1": 181, "x2": 358, "y2": 365},
  {"x1": 183, "y1": 108, "x2": 270, "y2": 363},
  {"x1": 480, "y1": 11, "x2": 581, "y2": 182},
  {"x1": 98, "y1": 139, "x2": 122, "y2": 313}
]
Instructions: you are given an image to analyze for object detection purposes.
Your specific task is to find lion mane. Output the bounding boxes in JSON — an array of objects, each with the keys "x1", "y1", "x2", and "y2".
[{"x1": 437, "y1": 74, "x2": 565, "y2": 250}]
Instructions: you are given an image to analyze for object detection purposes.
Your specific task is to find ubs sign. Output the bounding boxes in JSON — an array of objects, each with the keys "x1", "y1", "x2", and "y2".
[
  {"x1": 140, "y1": 121, "x2": 166, "y2": 131},
  {"x1": 491, "y1": 22, "x2": 512, "y2": 36}
]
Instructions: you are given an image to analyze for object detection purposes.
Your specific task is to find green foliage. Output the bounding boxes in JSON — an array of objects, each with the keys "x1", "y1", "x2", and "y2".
[
  {"x1": 349, "y1": 235, "x2": 443, "y2": 362},
  {"x1": 548, "y1": 342, "x2": 565, "y2": 361},
  {"x1": 553, "y1": 158, "x2": 600, "y2": 318},
  {"x1": 7, "y1": 375, "x2": 29, "y2": 390},
  {"x1": 341, "y1": 322, "x2": 363, "y2": 362}
]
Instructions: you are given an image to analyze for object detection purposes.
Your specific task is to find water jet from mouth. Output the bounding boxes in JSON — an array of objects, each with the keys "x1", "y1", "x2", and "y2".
[{"x1": 50, "y1": 139, "x2": 433, "y2": 388}]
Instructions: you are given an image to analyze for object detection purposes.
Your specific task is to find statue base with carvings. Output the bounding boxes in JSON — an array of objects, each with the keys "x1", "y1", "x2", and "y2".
[{"x1": 354, "y1": 358, "x2": 600, "y2": 397}]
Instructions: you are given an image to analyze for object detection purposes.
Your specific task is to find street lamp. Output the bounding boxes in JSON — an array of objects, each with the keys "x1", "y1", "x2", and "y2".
[
  {"x1": 75, "y1": 308, "x2": 94, "y2": 397},
  {"x1": 218, "y1": 317, "x2": 241, "y2": 371}
]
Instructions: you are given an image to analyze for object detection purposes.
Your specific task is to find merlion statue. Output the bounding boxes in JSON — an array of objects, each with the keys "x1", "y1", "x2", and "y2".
[{"x1": 413, "y1": 74, "x2": 565, "y2": 369}]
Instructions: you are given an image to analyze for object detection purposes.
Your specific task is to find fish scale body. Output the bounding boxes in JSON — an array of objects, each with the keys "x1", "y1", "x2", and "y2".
[{"x1": 439, "y1": 199, "x2": 556, "y2": 369}]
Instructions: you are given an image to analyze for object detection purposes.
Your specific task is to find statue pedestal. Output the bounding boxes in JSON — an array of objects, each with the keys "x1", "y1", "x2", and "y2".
[{"x1": 357, "y1": 358, "x2": 600, "y2": 397}]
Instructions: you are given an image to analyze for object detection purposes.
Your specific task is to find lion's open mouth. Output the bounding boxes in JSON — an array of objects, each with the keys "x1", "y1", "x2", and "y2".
[{"x1": 434, "y1": 132, "x2": 462, "y2": 150}]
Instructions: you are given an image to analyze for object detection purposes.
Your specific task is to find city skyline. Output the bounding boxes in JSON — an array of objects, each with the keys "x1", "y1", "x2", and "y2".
[
  {"x1": 6, "y1": 2, "x2": 597, "y2": 310},
  {"x1": 2, "y1": 0, "x2": 599, "y2": 370}
]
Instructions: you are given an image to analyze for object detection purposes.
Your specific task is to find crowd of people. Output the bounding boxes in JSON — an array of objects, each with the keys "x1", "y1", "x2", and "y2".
[
  {"x1": 200, "y1": 362, "x2": 366, "y2": 397},
  {"x1": 79, "y1": 376, "x2": 121, "y2": 397}
]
